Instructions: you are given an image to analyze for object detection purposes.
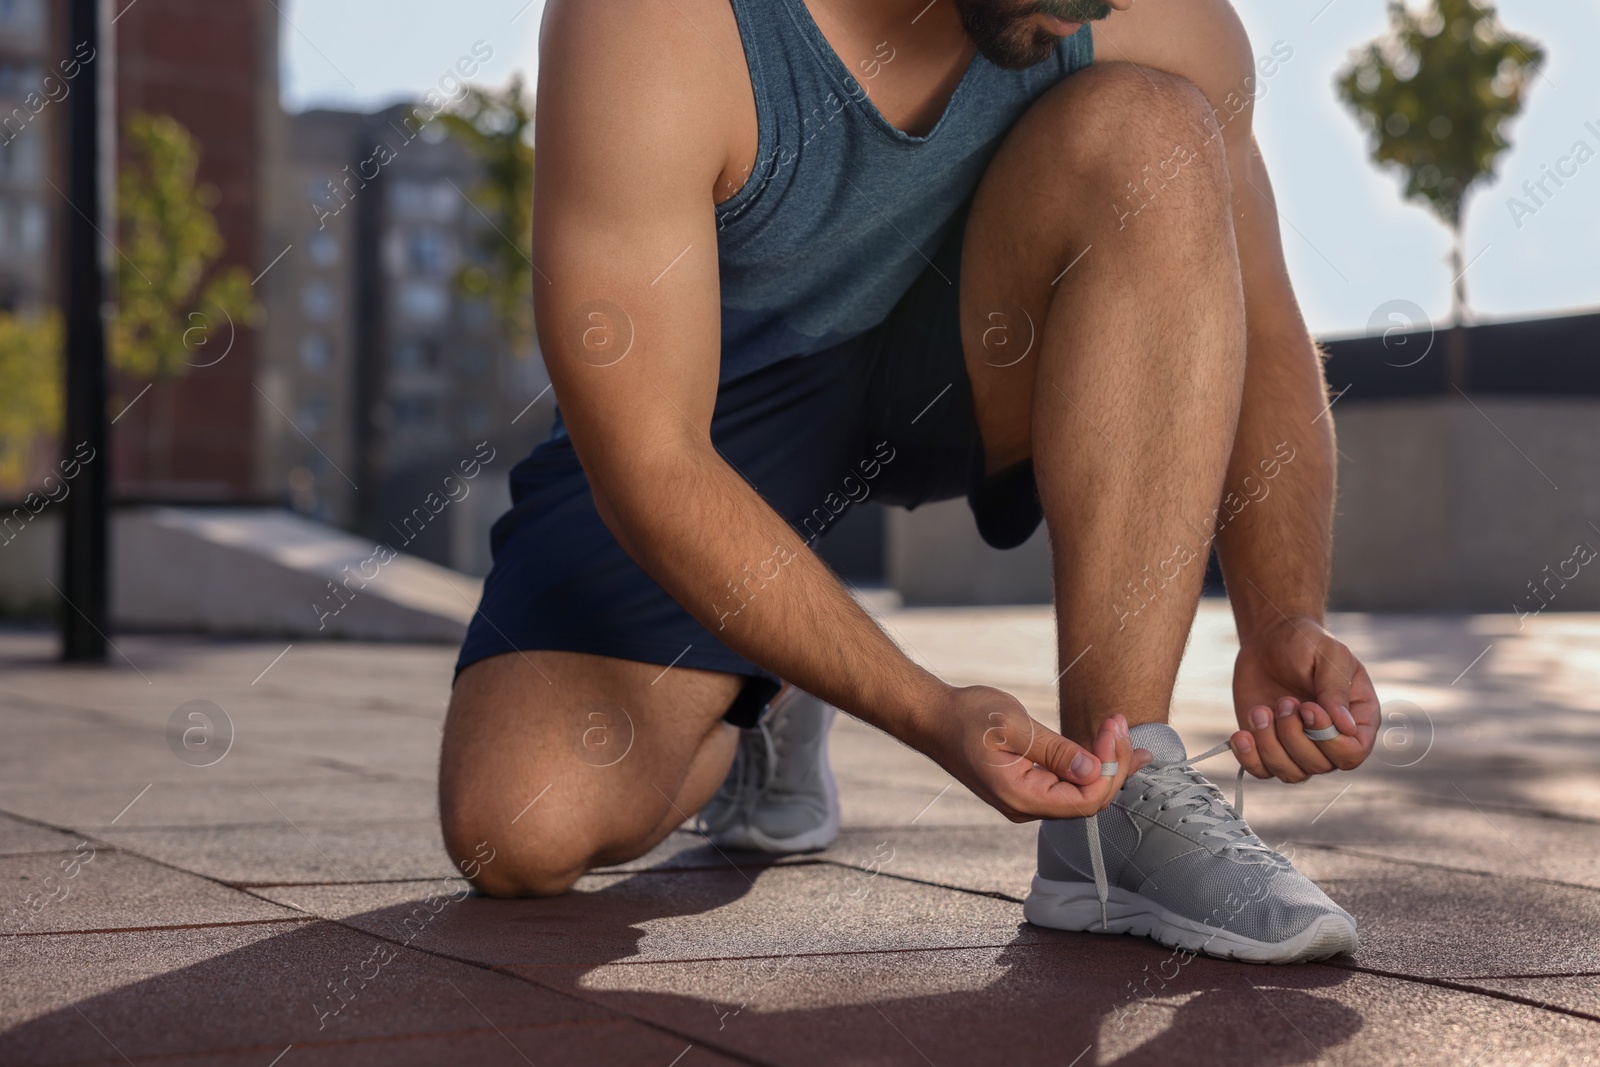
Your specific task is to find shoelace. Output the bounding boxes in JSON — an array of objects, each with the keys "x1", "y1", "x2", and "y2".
[
  {"x1": 1084, "y1": 741, "x2": 1285, "y2": 931},
  {"x1": 696, "y1": 719, "x2": 777, "y2": 835}
]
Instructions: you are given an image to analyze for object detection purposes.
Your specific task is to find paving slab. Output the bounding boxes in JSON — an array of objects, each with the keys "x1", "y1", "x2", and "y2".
[
  {"x1": 0, "y1": 921, "x2": 627, "y2": 1066},
  {"x1": 1465, "y1": 975, "x2": 1600, "y2": 1021},
  {"x1": 0, "y1": 813, "x2": 80, "y2": 857},
  {"x1": 54, "y1": 1022, "x2": 746, "y2": 1067},
  {"x1": 88, "y1": 821, "x2": 458, "y2": 885},
  {"x1": 1252, "y1": 789, "x2": 1600, "y2": 890},
  {"x1": 0, "y1": 848, "x2": 296, "y2": 935},
  {"x1": 1319, "y1": 856, "x2": 1600, "y2": 979},
  {"x1": 254, "y1": 866, "x2": 1047, "y2": 971},
  {"x1": 524, "y1": 941, "x2": 1600, "y2": 1066},
  {"x1": 4, "y1": 612, "x2": 1600, "y2": 1064}
]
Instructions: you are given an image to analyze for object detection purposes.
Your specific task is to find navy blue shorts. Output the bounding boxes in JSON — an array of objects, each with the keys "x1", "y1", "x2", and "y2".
[{"x1": 456, "y1": 209, "x2": 1038, "y2": 723}]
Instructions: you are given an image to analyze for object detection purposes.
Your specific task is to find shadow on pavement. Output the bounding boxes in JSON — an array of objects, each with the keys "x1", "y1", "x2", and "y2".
[{"x1": 0, "y1": 858, "x2": 1363, "y2": 1066}]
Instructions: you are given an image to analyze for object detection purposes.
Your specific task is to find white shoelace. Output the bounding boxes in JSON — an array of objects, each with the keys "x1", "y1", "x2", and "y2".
[{"x1": 1084, "y1": 741, "x2": 1285, "y2": 930}]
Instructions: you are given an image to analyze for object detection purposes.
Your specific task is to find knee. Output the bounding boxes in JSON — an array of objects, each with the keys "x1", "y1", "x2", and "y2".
[
  {"x1": 1042, "y1": 64, "x2": 1232, "y2": 202},
  {"x1": 440, "y1": 794, "x2": 587, "y2": 898}
]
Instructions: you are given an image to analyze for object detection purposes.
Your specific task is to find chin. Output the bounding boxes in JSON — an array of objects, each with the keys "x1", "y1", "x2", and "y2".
[{"x1": 956, "y1": 2, "x2": 1094, "y2": 71}]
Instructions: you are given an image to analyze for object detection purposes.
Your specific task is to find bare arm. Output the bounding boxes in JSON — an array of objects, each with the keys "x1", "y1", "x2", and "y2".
[
  {"x1": 1100, "y1": 2, "x2": 1380, "y2": 779},
  {"x1": 533, "y1": 0, "x2": 1137, "y2": 817}
]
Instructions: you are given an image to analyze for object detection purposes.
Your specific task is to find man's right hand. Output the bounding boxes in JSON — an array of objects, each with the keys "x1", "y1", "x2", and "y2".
[{"x1": 910, "y1": 686, "x2": 1151, "y2": 822}]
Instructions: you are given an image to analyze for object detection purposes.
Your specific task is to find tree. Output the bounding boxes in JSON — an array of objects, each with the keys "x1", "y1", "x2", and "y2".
[
  {"x1": 0, "y1": 309, "x2": 61, "y2": 493},
  {"x1": 438, "y1": 74, "x2": 536, "y2": 354},
  {"x1": 1336, "y1": 0, "x2": 1543, "y2": 324},
  {"x1": 112, "y1": 112, "x2": 261, "y2": 480}
]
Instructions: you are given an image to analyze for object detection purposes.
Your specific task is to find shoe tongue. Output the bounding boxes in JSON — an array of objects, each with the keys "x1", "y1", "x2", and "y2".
[{"x1": 1128, "y1": 722, "x2": 1187, "y2": 766}]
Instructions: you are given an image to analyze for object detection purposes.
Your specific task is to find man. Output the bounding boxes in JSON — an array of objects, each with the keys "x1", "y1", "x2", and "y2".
[{"x1": 440, "y1": 0, "x2": 1382, "y2": 965}]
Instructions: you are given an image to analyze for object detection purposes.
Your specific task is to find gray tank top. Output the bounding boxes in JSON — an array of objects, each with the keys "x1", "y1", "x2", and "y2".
[{"x1": 716, "y1": 0, "x2": 1094, "y2": 381}]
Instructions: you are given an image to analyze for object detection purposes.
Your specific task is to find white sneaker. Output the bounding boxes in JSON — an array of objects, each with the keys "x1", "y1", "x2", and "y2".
[
  {"x1": 695, "y1": 687, "x2": 840, "y2": 853},
  {"x1": 1024, "y1": 722, "x2": 1358, "y2": 964}
]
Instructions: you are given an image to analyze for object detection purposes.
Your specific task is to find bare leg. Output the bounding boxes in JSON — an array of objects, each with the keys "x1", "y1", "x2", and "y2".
[
  {"x1": 440, "y1": 650, "x2": 742, "y2": 896},
  {"x1": 961, "y1": 64, "x2": 1247, "y2": 746}
]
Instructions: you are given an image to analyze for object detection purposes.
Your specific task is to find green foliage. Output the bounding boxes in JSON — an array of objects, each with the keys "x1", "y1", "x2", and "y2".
[
  {"x1": 1336, "y1": 0, "x2": 1543, "y2": 319},
  {"x1": 1337, "y1": 0, "x2": 1543, "y2": 230},
  {"x1": 0, "y1": 309, "x2": 62, "y2": 491},
  {"x1": 438, "y1": 74, "x2": 536, "y2": 349},
  {"x1": 112, "y1": 112, "x2": 261, "y2": 380}
]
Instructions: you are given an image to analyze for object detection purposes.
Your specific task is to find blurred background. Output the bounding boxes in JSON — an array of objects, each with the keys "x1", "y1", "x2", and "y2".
[{"x1": 0, "y1": 0, "x2": 1595, "y2": 648}]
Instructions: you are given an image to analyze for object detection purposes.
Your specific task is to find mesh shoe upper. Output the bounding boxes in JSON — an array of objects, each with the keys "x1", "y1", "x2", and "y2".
[
  {"x1": 1038, "y1": 723, "x2": 1354, "y2": 945},
  {"x1": 697, "y1": 687, "x2": 837, "y2": 846}
]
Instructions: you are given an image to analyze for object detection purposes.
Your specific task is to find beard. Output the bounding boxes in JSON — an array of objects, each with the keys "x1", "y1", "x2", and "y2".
[{"x1": 951, "y1": 0, "x2": 1112, "y2": 70}]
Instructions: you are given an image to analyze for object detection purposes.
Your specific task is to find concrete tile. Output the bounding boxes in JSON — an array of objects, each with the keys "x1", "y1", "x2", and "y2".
[
  {"x1": 1251, "y1": 789, "x2": 1600, "y2": 890},
  {"x1": 56, "y1": 1021, "x2": 743, "y2": 1067},
  {"x1": 0, "y1": 776, "x2": 436, "y2": 835},
  {"x1": 90, "y1": 822, "x2": 458, "y2": 885},
  {"x1": 0, "y1": 920, "x2": 615, "y2": 1066},
  {"x1": 814, "y1": 825, "x2": 1038, "y2": 899},
  {"x1": 0, "y1": 849, "x2": 295, "y2": 935},
  {"x1": 0, "y1": 921, "x2": 617, "y2": 1062},
  {"x1": 533, "y1": 941, "x2": 1600, "y2": 1066},
  {"x1": 1465, "y1": 975, "x2": 1600, "y2": 1020},
  {"x1": 254, "y1": 866, "x2": 1044, "y2": 970},
  {"x1": 1314, "y1": 853, "x2": 1600, "y2": 978},
  {"x1": 0, "y1": 814, "x2": 80, "y2": 857},
  {"x1": 592, "y1": 830, "x2": 809, "y2": 876}
]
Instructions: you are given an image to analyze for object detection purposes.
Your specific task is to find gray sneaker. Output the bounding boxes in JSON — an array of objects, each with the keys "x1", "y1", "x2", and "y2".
[
  {"x1": 1024, "y1": 722, "x2": 1358, "y2": 964},
  {"x1": 695, "y1": 686, "x2": 840, "y2": 853}
]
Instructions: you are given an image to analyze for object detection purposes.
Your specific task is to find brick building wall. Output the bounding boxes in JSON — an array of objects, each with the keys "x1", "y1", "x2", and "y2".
[{"x1": 111, "y1": 0, "x2": 277, "y2": 500}]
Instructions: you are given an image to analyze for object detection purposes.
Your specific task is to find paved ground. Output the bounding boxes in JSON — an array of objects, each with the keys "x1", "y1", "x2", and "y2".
[{"x1": 2, "y1": 603, "x2": 1599, "y2": 1065}]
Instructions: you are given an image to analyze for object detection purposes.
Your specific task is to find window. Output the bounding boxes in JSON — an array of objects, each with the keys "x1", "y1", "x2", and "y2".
[
  {"x1": 301, "y1": 280, "x2": 335, "y2": 321},
  {"x1": 460, "y1": 345, "x2": 488, "y2": 375},
  {"x1": 387, "y1": 178, "x2": 459, "y2": 222},
  {"x1": 393, "y1": 336, "x2": 438, "y2": 371},
  {"x1": 408, "y1": 228, "x2": 445, "y2": 274},
  {"x1": 296, "y1": 394, "x2": 331, "y2": 434},
  {"x1": 0, "y1": 0, "x2": 44, "y2": 32},
  {"x1": 0, "y1": 62, "x2": 41, "y2": 97},
  {"x1": 392, "y1": 395, "x2": 440, "y2": 427},
  {"x1": 0, "y1": 128, "x2": 40, "y2": 181},
  {"x1": 17, "y1": 200, "x2": 43, "y2": 255},
  {"x1": 300, "y1": 333, "x2": 332, "y2": 373},
  {"x1": 307, "y1": 231, "x2": 338, "y2": 267},
  {"x1": 397, "y1": 280, "x2": 448, "y2": 323}
]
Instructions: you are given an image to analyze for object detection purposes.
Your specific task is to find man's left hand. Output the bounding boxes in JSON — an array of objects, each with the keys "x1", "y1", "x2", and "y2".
[{"x1": 1230, "y1": 614, "x2": 1380, "y2": 783}]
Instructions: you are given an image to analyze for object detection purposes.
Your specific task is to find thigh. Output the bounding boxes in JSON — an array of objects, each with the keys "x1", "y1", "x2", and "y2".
[
  {"x1": 440, "y1": 649, "x2": 742, "y2": 895},
  {"x1": 959, "y1": 62, "x2": 1207, "y2": 473}
]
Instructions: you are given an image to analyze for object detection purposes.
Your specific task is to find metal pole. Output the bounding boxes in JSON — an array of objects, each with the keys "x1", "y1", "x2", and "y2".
[{"x1": 60, "y1": 0, "x2": 109, "y2": 661}]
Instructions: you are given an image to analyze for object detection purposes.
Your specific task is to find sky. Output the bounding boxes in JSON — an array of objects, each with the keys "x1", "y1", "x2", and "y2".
[{"x1": 279, "y1": 0, "x2": 1600, "y2": 338}]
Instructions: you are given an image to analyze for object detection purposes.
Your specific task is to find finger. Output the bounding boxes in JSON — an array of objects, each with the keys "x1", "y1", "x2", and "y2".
[
  {"x1": 1230, "y1": 729, "x2": 1270, "y2": 779},
  {"x1": 1348, "y1": 662, "x2": 1382, "y2": 751},
  {"x1": 1313, "y1": 644, "x2": 1356, "y2": 738},
  {"x1": 1015, "y1": 719, "x2": 1108, "y2": 795},
  {"x1": 1274, "y1": 700, "x2": 1336, "y2": 775},
  {"x1": 1247, "y1": 699, "x2": 1312, "y2": 783},
  {"x1": 1022, "y1": 716, "x2": 1128, "y2": 818}
]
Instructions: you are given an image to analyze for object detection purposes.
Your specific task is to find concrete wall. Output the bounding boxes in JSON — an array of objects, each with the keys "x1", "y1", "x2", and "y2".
[
  {"x1": 887, "y1": 499, "x2": 1053, "y2": 606},
  {"x1": 886, "y1": 398, "x2": 1600, "y2": 612},
  {"x1": 1330, "y1": 398, "x2": 1600, "y2": 613}
]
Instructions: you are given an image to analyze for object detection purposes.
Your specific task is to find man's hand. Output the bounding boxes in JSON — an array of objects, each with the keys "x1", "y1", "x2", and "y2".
[
  {"x1": 912, "y1": 686, "x2": 1151, "y2": 822},
  {"x1": 1230, "y1": 614, "x2": 1381, "y2": 783}
]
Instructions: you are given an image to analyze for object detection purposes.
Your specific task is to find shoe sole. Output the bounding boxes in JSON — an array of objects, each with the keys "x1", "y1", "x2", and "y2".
[
  {"x1": 706, "y1": 707, "x2": 840, "y2": 855},
  {"x1": 1022, "y1": 875, "x2": 1358, "y2": 964}
]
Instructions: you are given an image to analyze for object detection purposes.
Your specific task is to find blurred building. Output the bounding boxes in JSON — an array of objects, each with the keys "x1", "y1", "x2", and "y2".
[
  {"x1": 260, "y1": 102, "x2": 550, "y2": 573},
  {"x1": 0, "y1": 0, "x2": 56, "y2": 314}
]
